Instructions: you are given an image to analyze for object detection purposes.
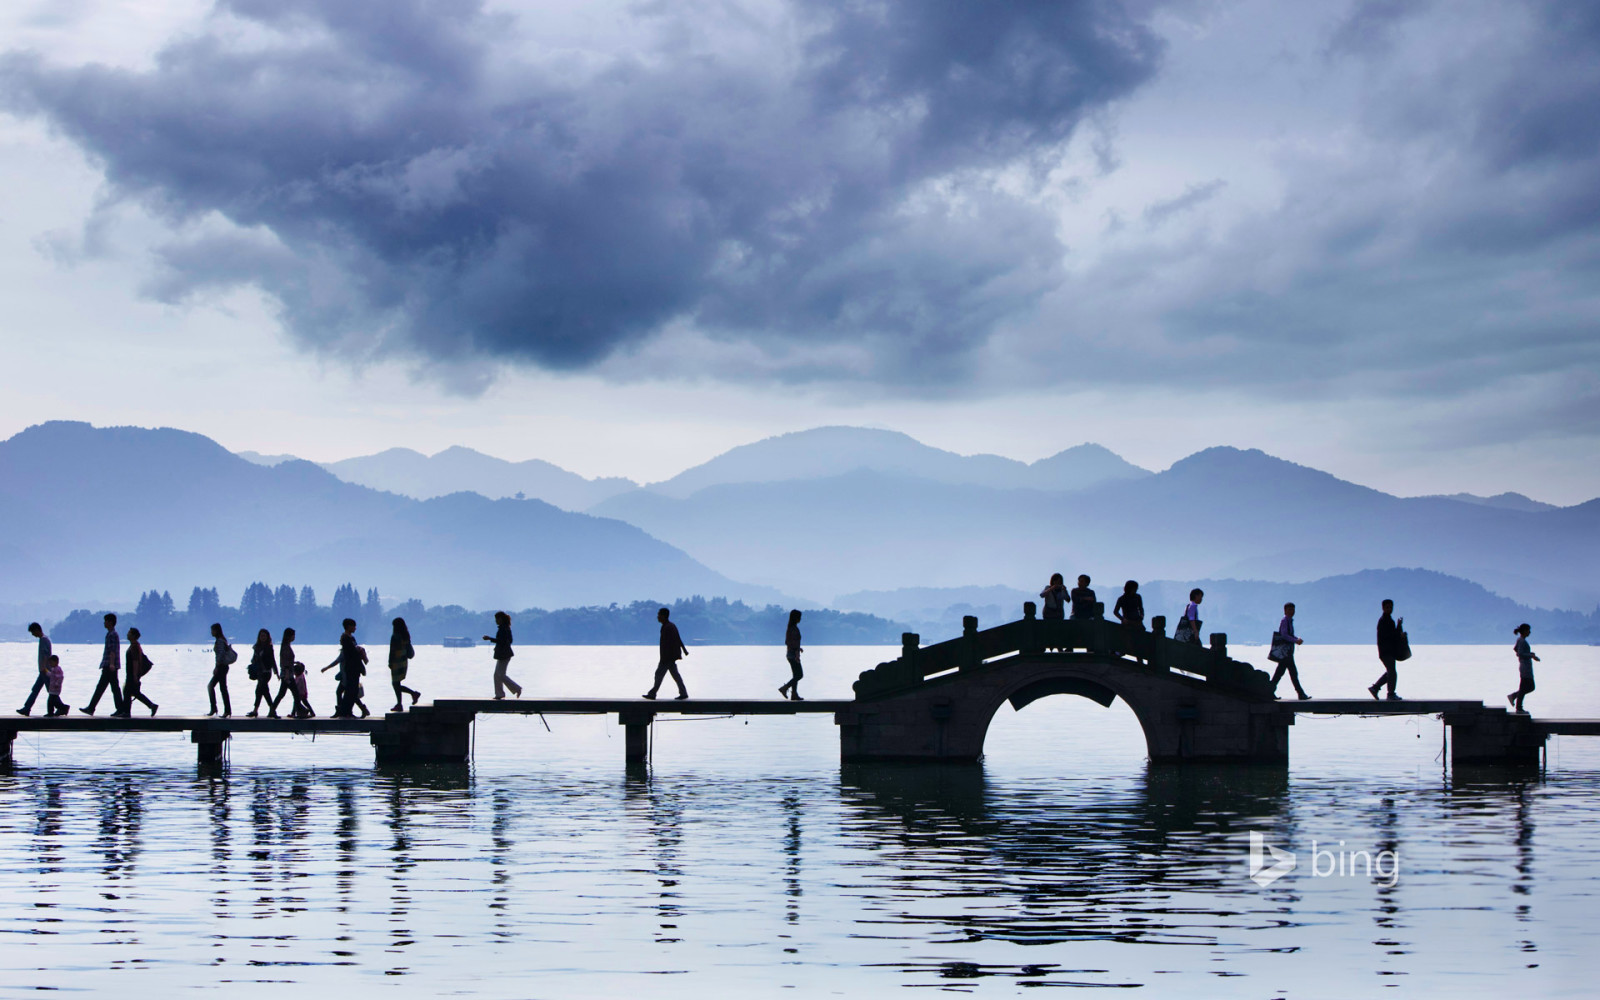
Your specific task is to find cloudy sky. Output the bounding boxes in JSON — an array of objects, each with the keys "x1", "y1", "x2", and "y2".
[{"x1": 0, "y1": 0, "x2": 1595, "y2": 500}]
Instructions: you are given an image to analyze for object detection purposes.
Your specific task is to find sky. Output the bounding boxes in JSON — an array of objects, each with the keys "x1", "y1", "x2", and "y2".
[{"x1": 0, "y1": 0, "x2": 1596, "y2": 500}]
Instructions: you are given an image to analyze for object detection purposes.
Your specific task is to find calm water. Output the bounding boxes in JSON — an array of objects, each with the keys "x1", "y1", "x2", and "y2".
[{"x1": 1, "y1": 641, "x2": 1597, "y2": 997}]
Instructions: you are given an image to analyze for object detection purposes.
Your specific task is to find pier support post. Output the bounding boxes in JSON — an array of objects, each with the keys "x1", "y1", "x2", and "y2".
[
  {"x1": 620, "y1": 709, "x2": 654, "y2": 763},
  {"x1": 0, "y1": 728, "x2": 14, "y2": 765},
  {"x1": 192, "y1": 729, "x2": 229, "y2": 764},
  {"x1": 372, "y1": 707, "x2": 473, "y2": 764},
  {"x1": 1445, "y1": 707, "x2": 1545, "y2": 766}
]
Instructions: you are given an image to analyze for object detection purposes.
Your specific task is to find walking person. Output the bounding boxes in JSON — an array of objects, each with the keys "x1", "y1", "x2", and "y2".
[
  {"x1": 207, "y1": 622, "x2": 235, "y2": 717},
  {"x1": 1269, "y1": 602, "x2": 1310, "y2": 700},
  {"x1": 643, "y1": 607, "x2": 689, "y2": 700},
  {"x1": 16, "y1": 622, "x2": 52, "y2": 716},
  {"x1": 1174, "y1": 589, "x2": 1204, "y2": 643},
  {"x1": 1070, "y1": 575, "x2": 1098, "y2": 619},
  {"x1": 322, "y1": 618, "x2": 365, "y2": 717},
  {"x1": 81, "y1": 612, "x2": 124, "y2": 715},
  {"x1": 482, "y1": 611, "x2": 521, "y2": 700},
  {"x1": 43, "y1": 654, "x2": 68, "y2": 716},
  {"x1": 778, "y1": 609, "x2": 804, "y2": 701},
  {"x1": 246, "y1": 629, "x2": 278, "y2": 717},
  {"x1": 269, "y1": 627, "x2": 306, "y2": 717},
  {"x1": 120, "y1": 627, "x2": 158, "y2": 716},
  {"x1": 1369, "y1": 599, "x2": 1402, "y2": 700},
  {"x1": 1039, "y1": 573, "x2": 1068, "y2": 621},
  {"x1": 389, "y1": 617, "x2": 420, "y2": 712},
  {"x1": 1113, "y1": 582, "x2": 1145, "y2": 630},
  {"x1": 1508, "y1": 623, "x2": 1540, "y2": 714},
  {"x1": 288, "y1": 661, "x2": 313, "y2": 719}
]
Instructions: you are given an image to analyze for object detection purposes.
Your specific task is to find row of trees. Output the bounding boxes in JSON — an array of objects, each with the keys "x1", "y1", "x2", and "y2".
[{"x1": 49, "y1": 588, "x2": 904, "y2": 646}]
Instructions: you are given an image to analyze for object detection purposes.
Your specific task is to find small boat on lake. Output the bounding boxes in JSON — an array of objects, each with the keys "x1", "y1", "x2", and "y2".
[{"x1": 442, "y1": 636, "x2": 478, "y2": 648}]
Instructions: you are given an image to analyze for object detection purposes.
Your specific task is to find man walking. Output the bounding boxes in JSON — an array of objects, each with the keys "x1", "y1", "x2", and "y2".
[
  {"x1": 1369, "y1": 599, "x2": 1402, "y2": 700},
  {"x1": 80, "y1": 613, "x2": 124, "y2": 715},
  {"x1": 16, "y1": 622, "x2": 51, "y2": 716},
  {"x1": 643, "y1": 607, "x2": 690, "y2": 700},
  {"x1": 1270, "y1": 602, "x2": 1310, "y2": 700}
]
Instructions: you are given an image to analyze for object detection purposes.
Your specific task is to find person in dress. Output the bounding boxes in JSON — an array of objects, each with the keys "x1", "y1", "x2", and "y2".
[
  {"x1": 1508, "y1": 623, "x2": 1539, "y2": 714},
  {"x1": 482, "y1": 611, "x2": 521, "y2": 700},
  {"x1": 778, "y1": 609, "x2": 804, "y2": 701},
  {"x1": 1269, "y1": 602, "x2": 1310, "y2": 700},
  {"x1": 389, "y1": 617, "x2": 420, "y2": 712}
]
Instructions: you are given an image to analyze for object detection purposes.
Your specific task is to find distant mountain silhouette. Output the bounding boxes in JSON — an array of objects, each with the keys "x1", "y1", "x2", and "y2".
[
  {"x1": 0, "y1": 422, "x2": 767, "y2": 609},
  {"x1": 322, "y1": 445, "x2": 636, "y2": 510},
  {"x1": 1422, "y1": 491, "x2": 1559, "y2": 513},
  {"x1": 591, "y1": 447, "x2": 1600, "y2": 610},
  {"x1": 638, "y1": 426, "x2": 1151, "y2": 498}
]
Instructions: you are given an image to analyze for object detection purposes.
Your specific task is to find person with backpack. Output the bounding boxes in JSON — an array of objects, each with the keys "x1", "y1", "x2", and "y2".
[
  {"x1": 245, "y1": 629, "x2": 278, "y2": 717},
  {"x1": 1369, "y1": 599, "x2": 1403, "y2": 700},
  {"x1": 207, "y1": 622, "x2": 235, "y2": 717},
  {"x1": 1174, "y1": 589, "x2": 1204, "y2": 643},
  {"x1": 120, "y1": 626, "x2": 158, "y2": 716}
]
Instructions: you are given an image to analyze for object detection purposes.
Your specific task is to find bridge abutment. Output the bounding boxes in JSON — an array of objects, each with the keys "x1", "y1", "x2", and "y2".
[
  {"x1": 371, "y1": 707, "x2": 473, "y2": 764},
  {"x1": 1446, "y1": 707, "x2": 1545, "y2": 766}
]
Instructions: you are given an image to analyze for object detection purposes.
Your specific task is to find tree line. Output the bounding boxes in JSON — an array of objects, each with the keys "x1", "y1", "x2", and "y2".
[{"x1": 47, "y1": 586, "x2": 905, "y2": 646}]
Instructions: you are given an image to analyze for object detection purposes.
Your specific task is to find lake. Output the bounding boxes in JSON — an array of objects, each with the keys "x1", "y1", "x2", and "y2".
[{"x1": 0, "y1": 641, "x2": 1595, "y2": 996}]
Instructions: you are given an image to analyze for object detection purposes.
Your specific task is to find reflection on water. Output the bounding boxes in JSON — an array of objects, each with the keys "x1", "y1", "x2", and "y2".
[{"x1": 0, "y1": 645, "x2": 1596, "y2": 995}]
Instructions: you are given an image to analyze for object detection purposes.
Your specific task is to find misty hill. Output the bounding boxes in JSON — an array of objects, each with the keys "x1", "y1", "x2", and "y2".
[
  {"x1": 590, "y1": 448, "x2": 1600, "y2": 610},
  {"x1": 640, "y1": 426, "x2": 1151, "y2": 499},
  {"x1": 0, "y1": 422, "x2": 769, "y2": 610},
  {"x1": 1423, "y1": 492, "x2": 1559, "y2": 513},
  {"x1": 842, "y1": 570, "x2": 1600, "y2": 645},
  {"x1": 320, "y1": 446, "x2": 637, "y2": 510}
]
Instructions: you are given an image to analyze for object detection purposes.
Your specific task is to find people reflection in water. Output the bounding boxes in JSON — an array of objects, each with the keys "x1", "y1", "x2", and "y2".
[
  {"x1": 644, "y1": 607, "x2": 689, "y2": 700},
  {"x1": 1113, "y1": 581, "x2": 1144, "y2": 630},
  {"x1": 1508, "y1": 623, "x2": 1539, "y2": 714},
  {"x1": 122, "y1": 626, "x2": 158, "y2": 716},
  {"x1": 17, "y1": 622, "x2": 51, "y2": 716},
  {"x1": 81, "y1": 612, "x2": 123, "y2": 716},
  {"x1": 779, "y1": 609, "x2": 804, "y2": 701},
  {"x1": 207, "y1": 622, "x2": 233, "y2": 717},
  {"x1": 246, "y1": 628, "x2": 277, "y2": 718},
  {"x1": 483, "y1": 611, "x2": 521, "y2": 700},
  {"x1": 389, "y1": 617, "x2": 420, "y2": 713},
  {"x1": 1039, "y1": 573, "x2": 1068, "y2": 621}
]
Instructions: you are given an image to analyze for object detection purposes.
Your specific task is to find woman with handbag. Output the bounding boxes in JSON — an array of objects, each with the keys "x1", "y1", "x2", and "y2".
[
  {"x1": 1174, "y1": 589, "x2": 1204, "y2": 643},
  {"x1": 245, "y1": 629, "x2": 278, "y2": 717},
  {"x1": 207, "y1": 622, "x2": 235, "y2": 717},
  {"x1": 1268, "y1": 602, "x2": 1310, "y2": 700},
  {"x1": 389, "y1": 617, "x2": 421, "y2": 712},
  {"x1": 120, "y1": 626, "x2": 159, "y2": 716}
]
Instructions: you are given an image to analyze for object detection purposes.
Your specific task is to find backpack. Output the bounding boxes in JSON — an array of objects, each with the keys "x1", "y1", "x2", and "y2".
[{"x1": 1394, "y1": 617, "x2": 1412, "y2": 662}]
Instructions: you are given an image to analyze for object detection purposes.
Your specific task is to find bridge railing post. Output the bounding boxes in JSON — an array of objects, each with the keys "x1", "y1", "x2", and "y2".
[{"x1": 960, "y1": 616, "x2": 979, "y2": 671}]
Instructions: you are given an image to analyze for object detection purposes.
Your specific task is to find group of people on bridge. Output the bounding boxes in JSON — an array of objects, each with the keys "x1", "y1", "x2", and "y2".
[{"x1": 15, "y1": 582, "x2": 1543, "y2": 717}]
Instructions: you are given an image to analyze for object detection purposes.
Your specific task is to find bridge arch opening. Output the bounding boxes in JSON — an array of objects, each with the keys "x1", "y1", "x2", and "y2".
[{"x1": 979, "y1": 672, "x2": 1154, "y2": 773}]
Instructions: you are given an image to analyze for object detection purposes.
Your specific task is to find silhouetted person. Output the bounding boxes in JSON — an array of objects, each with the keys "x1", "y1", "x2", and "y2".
[
  {"x1": 1175, "y1": 589, "x2": 1204, "y2": 643},
  {"x1": 778, "y1": 609, "x2": 804, "y2": 700},
  {"x1": 289, "y1": 661, "x2": 313, "y2": 718},
  {"x1": 270, "y1": 627, "x2": 306, "y2": 717},
  {"x1": 81, "y1": 613, "x2": 124, "y2": 715},
  {"x1": 207, "y1": 622, "x2": 234, "y2": 717},
  {"x1": 246, "y1": 629, "x2": 278, "y2": 717},
  {"x1": 17, "y1": 622, "x2": 51, "y2": 716},
  {"x1": 1369, "y1": 599, "x2": 1402, "y2": 700},
  {"x1": 1070, "y1": 575, "x2": 1098, "y2": 619},
  {"x1": 121, "y1": 626, "x2": 158, "y2": 716},
  {"x1": 323, "y1": 618, "x2": 366, "y2": 717},
  {"x1": 1508, "y1": 623, "x2": 1539, "y2": 714},
  {"x1": 43, "y1": 653, "x2": 67, "y2": 716},
  {"x1": 483, "y1": 611, "x2": 521, "y2": 699},
  {"x1": 389, "y1": 617, "x2": 420, "y2": 712},
  {"x1": 1039, "y1": 573, "x2": 1068, "y2": 621},
  {"x1": 644, "y1": 607, "x2": 689, "y2": 700},
  {"x1": 1269, "y1": 602, "x2": 1310, "y2": 700},
  {"x1": 1113, "y1": 581, "x2": 1144, "y2": 630}
]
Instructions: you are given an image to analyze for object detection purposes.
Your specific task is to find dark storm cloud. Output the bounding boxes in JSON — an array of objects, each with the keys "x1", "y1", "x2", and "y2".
[{"x1": 1, "y1": 0, "x2": 1164, "y2": 381}]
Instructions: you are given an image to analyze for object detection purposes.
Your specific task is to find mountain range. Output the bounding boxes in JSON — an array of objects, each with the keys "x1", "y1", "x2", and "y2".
[{"x1": 0, "y1": 422, "x2": 767, "y2": 611}]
